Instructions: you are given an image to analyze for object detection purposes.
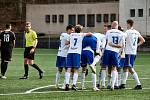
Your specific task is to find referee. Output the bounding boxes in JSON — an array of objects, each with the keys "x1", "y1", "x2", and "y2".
[
  {"x1": 0, "y1": 24, "x2": 16, "y2": 79},
  {"x1": 20, "y1": 22, "x2": 43, "y2": 79}
]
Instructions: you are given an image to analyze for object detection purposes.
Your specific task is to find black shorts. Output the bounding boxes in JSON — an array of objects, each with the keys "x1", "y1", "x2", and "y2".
[
  {"x1": 24, "y1": 46, "x2": 35, "y2": 60},
  {"x1": 1, "y1": 47, "x2": 13, "y2": 61}
]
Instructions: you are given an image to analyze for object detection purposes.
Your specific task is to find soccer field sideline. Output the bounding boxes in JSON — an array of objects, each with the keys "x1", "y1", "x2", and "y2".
[{"x1": 0, "y1": 77, "x2": 150, "y2": 96}]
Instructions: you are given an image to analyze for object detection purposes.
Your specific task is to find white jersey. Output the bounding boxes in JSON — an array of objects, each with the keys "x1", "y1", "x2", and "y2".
[
  {"x1": 93, "y1": 33, "x2": 106, "y2": 49},
  {"x1": 67, "y1": 33, "x2": 85, "y2": 54},
  {"x1": 57, "y1": 33, "x2": 70, "y2": 57},
  {"x1": 125, "y1": 28, "x2": 141, "y2": 55},
  {"x1": 105, "y1": 29, "x2": 125, "y2": 53}
]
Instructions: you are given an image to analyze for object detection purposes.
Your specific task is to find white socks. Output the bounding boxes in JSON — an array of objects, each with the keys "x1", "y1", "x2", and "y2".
[
  {"x1": 111, "y1": 70, "x2": 117, "y2": 88},
  {"x1": 101, "y1": 70, "x2": 106, "y2": 87},
  {"x1": 132, "y1": 72, "x2": 141, "y2": 85},
  {"x1": 118, "y1": 72, "x2": 122, "y2": 86},
  {"x1": 108, "y1": 74, "x2": 111, "y2": 86},
  {"x1": 91, "y1": 55, "x2": 100, "y2": 66},
  {"x1": 92, "y1": 73, "x2": 97, "y2": 88},
  {"x1": 81, "y1": 73, "x2": 86, "y2": 88},
  {"x1": 122, "y1": 72, "x2": 128, "y2": 84},
  {"x1": 72, "y1": 73, "x2": 78, "y2": 85},
  {"x1": 115, "y1": 71, "x2": 119, "y2": 86},
  {"x1": 65, "y1": 72, "x2": 70, "y2": 84},
  {"x1": 55, "y1": 71, "x2": 60, "y2": 85}
]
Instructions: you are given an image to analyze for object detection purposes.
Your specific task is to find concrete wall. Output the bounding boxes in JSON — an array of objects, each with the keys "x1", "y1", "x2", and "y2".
[
  {"x1": 119, "y1": 0, "x2": 150, "y2": 36},
  {"x1": 26, "y1": 3, "x2": 119, "y2": 34}
]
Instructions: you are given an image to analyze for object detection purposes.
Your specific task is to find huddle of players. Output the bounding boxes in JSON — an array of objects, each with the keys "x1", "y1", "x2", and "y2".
[{"x1": 55, "y1": 19, "x2": 145, "y2": 91}]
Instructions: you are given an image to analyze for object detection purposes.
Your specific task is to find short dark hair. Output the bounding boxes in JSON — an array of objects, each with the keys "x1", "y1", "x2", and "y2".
[
  {"x1": 6, "y1": 24, "x2": 11, "y2": 29},
  {"x1": 118, "y1": 26, "x2": 124, "y2": 31},
  {"x1": 104, "y1": 24, "x2": 111, "y2": 29},
  {"x1": 127, "y1": 19, "x2": 134, "y2": 27},
  {"x1": 75, "y1": 25, "x2": 82, "y2": 33},
  {"x1": 66, "y1": 25, "x2": 74, "y2": 31}
]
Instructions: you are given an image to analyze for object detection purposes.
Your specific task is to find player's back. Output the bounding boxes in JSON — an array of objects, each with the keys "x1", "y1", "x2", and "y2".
[
  {"x1": 93, "y1": 33, "x2": 106, "y2": 49},
  {"x1": 68, "y1": 33, "x2": 84, "y2": 54},
  {"x1": 0, "y1": 31, "x2": 15, "y2": 48},
  {"x1": 57, "y1": 33, "x2": 70, "y2": 57},
  {"x1": 82, "y1": 35, "x2": 97, "y2": 51},
  {"x1": 125, "y1": 29, "x2": 140, "y2": 55},
  {"x1": 105, "y1": 29, "x2": 125, "y2": 53}
]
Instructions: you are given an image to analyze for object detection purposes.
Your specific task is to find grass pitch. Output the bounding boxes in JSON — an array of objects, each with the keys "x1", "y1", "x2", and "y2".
[{"x1": 0, "y1": 48, "x2": 150, "y2": 100}]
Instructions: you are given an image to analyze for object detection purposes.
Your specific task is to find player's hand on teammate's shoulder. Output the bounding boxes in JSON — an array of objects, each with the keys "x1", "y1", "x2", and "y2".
[{"x1": 85, "y1": 32, "x2": 92, "y2": 36}]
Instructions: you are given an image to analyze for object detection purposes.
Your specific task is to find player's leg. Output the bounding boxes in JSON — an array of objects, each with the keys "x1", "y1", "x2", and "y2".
[
  {"x1": 110, "y1": 51, "x2": 119, "y2": 90},
  {"x1": 80, "y1": 50, "x2": 88, "y2": 89},
  {"x1": 0, "y1": 60, "x2": 8, "y2": 79},
  {"x1": 55, "y1": 56, "x2": 65, "y2": 88},
  {"x1": 29, "y1": 60, "x2": 44, "y2": 79},
  {"x1": 120, "y1": 54, "x2": 130, "y2": 88},
  {"x1": 80, "y1": 65, "x2": 87, "y2": 89},
  {"x1": 107, "y1": 66, "x2": 112, "y2": 89},
  {"x1": 128, "y1": 55, "x2": 142, "y2": 90},
  {"x1": 65, "y1": 53, "x2": 72, "y2": 91},
  {"x1": 89, "y1": 52, "x2": 101, "y2": 74},
  {"x1": 120, "y1": 67, "x2": 128, "y2": 89},
  {"x1": 72, "y1": 68, "x2": 79, "y2": 91},
  {"x1": 71, "y1": 53, "x2": 81, "y2": 91},
  {"x1": 20, "y1": 47, "x2": 30, "y2": 79},
  {"x1": 0, "y1": 48, "x2": 12, "y2": 79},
  {"x1": 55, "y1": 67, "x2": 63, "y2": 88}
]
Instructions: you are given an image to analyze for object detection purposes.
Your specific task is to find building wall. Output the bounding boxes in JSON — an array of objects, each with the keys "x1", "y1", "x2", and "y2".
[
  {"x1": 26, "y1": 3, "x2": 119, "y2": 34},
  {"x1": 119, "y1": 0, "x2": 150, "y2": 36}
]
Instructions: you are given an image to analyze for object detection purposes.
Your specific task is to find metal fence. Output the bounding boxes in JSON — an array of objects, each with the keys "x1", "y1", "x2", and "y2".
[
  {"x1": 15, "y1": 33, "x2": 60, "y2": 49},
  {"x1": 15, "y1": 33, "x2": 150, "y2": 51}
]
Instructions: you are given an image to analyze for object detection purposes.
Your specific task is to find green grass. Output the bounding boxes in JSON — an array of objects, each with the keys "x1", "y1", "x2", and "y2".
[{"x1": 0, "y1": 48, "x2": 150, "y2": 100}]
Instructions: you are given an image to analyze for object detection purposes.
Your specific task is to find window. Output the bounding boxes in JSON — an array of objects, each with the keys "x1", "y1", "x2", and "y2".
[
  {"x1": 52, "y1": 15, "x2": 57, "y2": 23},
  {"x1": 138, "y1": 9, "x2": 143, "y2": 17},
  {"x1": 68, "y1": 15, "x2": 76, "y2": 26},
  {"x1": 78, "y1": 14, "x2": 85, "y2": 27},
  {"x1": 110, "y1": 14, "x2": 116, "y2": 22},
  {"x1": 130, "y1": 9, "x2": 135, "y2": 17},
  {"x1": 45, "y1": 15, "x2": 50, "y2": 23},
  {"x1": 59, "y1": 15, "x2": 64, "y2": 23},
  {"x1": 149, "y1": 8, "x2": 150, "y2": 16},
  {"x1": 87, "y1": 14, "x2": 95, "y2": 27},
  {"x1": 96, "y1": 14, "x2": 102, "y2": 23},
  {"x1": 103, "y1": 14, "x2": 109, "y2": 23}
]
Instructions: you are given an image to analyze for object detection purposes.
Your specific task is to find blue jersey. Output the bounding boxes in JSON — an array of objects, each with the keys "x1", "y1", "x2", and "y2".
[{"x1": 82, "y1": 35, "x2": 97, "y2": 51}]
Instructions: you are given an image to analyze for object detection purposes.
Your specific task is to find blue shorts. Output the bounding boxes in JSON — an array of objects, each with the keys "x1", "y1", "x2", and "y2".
[
  {"x1": 66, "y1": 53, "x2": 81, "y2": 69},
  {"x1": 124, "y1": 54, "x2": 136, "y2": 68},
  {"x1": 81, "y1": 50, "x2": 94, "y2": 66},
  {"x1": 118, "y1": 58, "x2": 125, "y2": 68},
  {"x1": 56, "y1": 56, "x2": 66, "y2": 68},
  {"x1": 102, "y1": 50, "x2": 119, "y2": 67}
]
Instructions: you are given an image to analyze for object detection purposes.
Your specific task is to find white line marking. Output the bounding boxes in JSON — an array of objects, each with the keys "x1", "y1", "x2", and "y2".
[
  {"x1": 25, "y1": 78, "x2": 150, "y2": 93},
  {"x1": 0, "y1": 78, "x2": 150, "y2": 96},
  {"x1": 13, "y1": 54, "x2": 56, "y2": 56},
  {"x1": 1, "y1": 88, "x2": 150, "y2": 96}
]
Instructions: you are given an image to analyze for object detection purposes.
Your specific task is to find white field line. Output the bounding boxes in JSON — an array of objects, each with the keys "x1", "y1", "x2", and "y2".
[
  {"x1": 13, "y1": 53, "x2": 150, "y2": 56},
  {"x1": 13, "y1": 54, "x2": 56, "y2": 56},
  {"x1": 1, "y1": 87, "x2": 150, "y2": 96},
  {"x1": 25, "y1": 78, "x2": 150, "y2": 93},
  {"x1": 0, "y1": 78, "x2": 150, "y2": 96}
]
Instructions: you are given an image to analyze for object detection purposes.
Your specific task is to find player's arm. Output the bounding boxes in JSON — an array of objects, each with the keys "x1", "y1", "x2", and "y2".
[
  {"x1": 13, "y1": 32, "x2": 16, "y2": 48},
  {"x1": 0, "y1": 39, "x2": 1, "y2": 47},
  {"x1": 30, "y1": 32, "x2": 38, "y2": 53},
  {"x1": 137, "y1": 33, "x2": 145, "y2": 47}
]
